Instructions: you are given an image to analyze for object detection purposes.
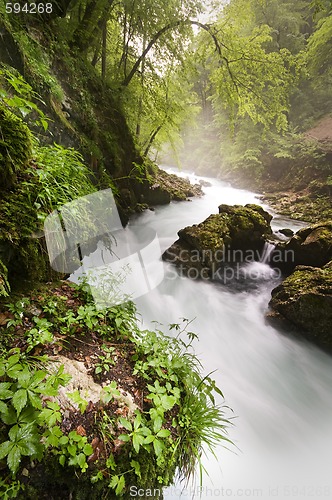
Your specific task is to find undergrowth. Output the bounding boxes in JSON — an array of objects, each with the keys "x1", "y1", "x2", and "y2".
[{"x1": 0, "y1": 282, "x2": 232, "y2": 498}]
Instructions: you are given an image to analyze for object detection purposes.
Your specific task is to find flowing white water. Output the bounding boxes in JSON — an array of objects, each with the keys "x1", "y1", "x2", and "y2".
[{"x1": 127, "y1": 168, "x2": 332, "y2": 499}]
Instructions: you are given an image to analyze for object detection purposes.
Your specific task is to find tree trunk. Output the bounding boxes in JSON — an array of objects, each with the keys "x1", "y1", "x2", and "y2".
[{"x1": 101, "y1": 19, "x2": 107, "y2": 80}]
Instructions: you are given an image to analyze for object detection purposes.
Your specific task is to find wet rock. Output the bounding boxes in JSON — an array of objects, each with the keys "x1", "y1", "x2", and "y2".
[
  {"x1": 273, "y1": 221, "x2": 332, "y2": 271},
  {"x1": 269, "y1": 261, "x2": 332, "y2": 350},
  {"x1": 163, "y1": 204, "x2": 272, "y2": 276},
  {"x1": 279, "y1": 228, "x2": 294, "y2": 237},
  {"x1": 199, "y1": 179, "x2": 212, "y2": 187}
]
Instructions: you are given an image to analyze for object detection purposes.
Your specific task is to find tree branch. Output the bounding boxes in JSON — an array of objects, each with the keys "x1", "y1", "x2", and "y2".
[{"x1": 121, "y1": 19, "x2": 230, "y2": 87}]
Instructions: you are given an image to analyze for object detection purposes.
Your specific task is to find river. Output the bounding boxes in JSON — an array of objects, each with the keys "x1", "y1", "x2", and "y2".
[{"x1": 128, "y1": 167, "x2": 332, "y2": 499}]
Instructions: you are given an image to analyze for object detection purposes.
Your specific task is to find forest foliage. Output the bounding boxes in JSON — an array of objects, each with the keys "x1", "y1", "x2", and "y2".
[{"x1": 1, "y1": 0, "x2": 331, "y2": 183}]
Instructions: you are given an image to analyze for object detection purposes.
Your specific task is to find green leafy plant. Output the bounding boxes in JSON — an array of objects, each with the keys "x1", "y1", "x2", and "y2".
[
  {"x1": 57, "y1": 431, "x2": 93, "y2": 472},
  {"x1": 0, "y1": 349, "x2": 70, "y2": 476},
  {"x1": 67, "y1": 390, "x2": 89, "y2": 414},
  {"x1": 25, "y1": 317, "x2": 54, "y2": 352},
  {"x1": 0, "y1": 68, "x2": 49, "y2": 131},
  {"x1": 95, "y1": 345, "x2": 116, "y2": 375}
]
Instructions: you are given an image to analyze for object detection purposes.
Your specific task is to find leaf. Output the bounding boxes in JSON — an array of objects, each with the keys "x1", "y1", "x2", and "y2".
[
  {"x1": 157, "y1": 429, "x2": 170, "y2": 438},
  {"x1": 115, "y1": 317, "x2": 122, "y2": 329},
  {"x1": 118, "y1": 433, "x2": 130, "y2": 442},
  {"x1": 0, "y1": 440, "x2": 13, "y2": 460},
  {"x1": 17, "y1": 368, "x2": 31, "y2": 388},
  {"x1": 59, "y1": 455, "x2": 66, "y2": 466},
  {"x1": 144, "y1": 435, "x2": 154, "y2": 444},
  {"x1": 0, "y1": 401, "x2": 8, "y2": 413},
  {"x1": 77, "y1": 453, "x2": 88, "y2": 471},
  {"x1": 153, "y1": 438, "x2": 165, "y2": 457},
  {"x1": 1, "y1": 406, "x2": 17, "y2": 425},
  {"x1": 130, "y1": 460, "x2": 141, "y2": 479},
  {"x1": 28, "y1": 391, "x2": 42, "y2": 409},
  {"x1": 153, "y1": 415, "x2": 163, "y2": 434},
  {"x1": 133, "y1": 411, "x2": 142, "y2": 430},
  {"x1": 118, "y1": 417, "x2": 132, "y2": 431},
  {"x1": 0, "y1": 382, "x2": 13, "y2": 399},
  {"x1": 12, "y1": 389, "x2": 27, "y2": 415},
  {"x1": 19, "y1": 440, "x2": 38, "y2": 457},
  {"x1": 83, "y1": 444, "x2": 93, "y2": 456},
  {"x1": 132, "y1": 433, "x2": 144, "y2": 453},
  {"x1": 160, "y1": 394, "x2": 176, "y2": 411},
  {"x1": 31, "y1": 370, "x2": 47, "y2": 387},
  {"x1": 7, "y1": 445, "x2": 21, "y2": 475},
  {"x1": 115, "y1": 475, "x2": 125, "y2": 495},
  {"x1": 109, "y1": 475, "x2": 120, "y2": 489},
  {"x1": 67, "y1": 444, "x2": 77, "y2": 456}
]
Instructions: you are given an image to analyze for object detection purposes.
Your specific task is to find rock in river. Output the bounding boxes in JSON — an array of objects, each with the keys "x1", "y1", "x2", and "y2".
[
  {"x1": 269, "y1": 261, "x2": 332, "y2": 350},
  {"x1": 272, "y1": 221, "x2": 332, "y2": 271},
  {"x1": 163, "y1": 204, "x2": 272, "y2": 277}
]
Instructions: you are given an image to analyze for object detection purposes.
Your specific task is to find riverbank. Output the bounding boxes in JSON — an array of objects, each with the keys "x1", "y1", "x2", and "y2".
[{"x1": 260, "y1": 188, "x2": 331, "y2": 223}]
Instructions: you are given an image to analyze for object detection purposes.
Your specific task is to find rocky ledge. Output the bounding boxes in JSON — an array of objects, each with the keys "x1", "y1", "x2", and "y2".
[
  {"x1": 268, "y1": 261, "x2": 332, "y2": 350},
  {"x1": 139, "y1": 167, "x2": 203, "y2": 207}
]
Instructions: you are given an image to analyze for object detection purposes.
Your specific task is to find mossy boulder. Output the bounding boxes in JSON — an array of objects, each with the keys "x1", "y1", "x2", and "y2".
[
  {"x1": 138, "y1": 167, "x2": 203, "y2": 207},
  {"x1": 269, "y1": 261, "x2": 332, "y2": 350},
  {"x1": 0, "y1": 105, "x2": 33, "y2": 190},
  {"x1": 273, "y1": 221, "x2": 332, "y2": 271},
  {"x1": 163, "y1": 204, "x2": 272, "y2": 276}
]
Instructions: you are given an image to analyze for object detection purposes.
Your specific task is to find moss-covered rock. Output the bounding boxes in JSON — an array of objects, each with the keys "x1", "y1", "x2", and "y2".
[
  {"x1": 0, "y1": 104, "x2": 33, "y2": 190},
  {"x1": 273, "y1": 221, "x2": 332, "y2": 271},
  {"x1": 269, "y1": 261, "x2": 332, "y2": 350},
  {"x1": 163, "y1": 204, "x2": 272, "y2": 276}
]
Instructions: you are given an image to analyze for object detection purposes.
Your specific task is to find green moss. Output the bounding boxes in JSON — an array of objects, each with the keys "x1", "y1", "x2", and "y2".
[{"x1": 0, "y1": 104, "x2": 33, "y2": 189}]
